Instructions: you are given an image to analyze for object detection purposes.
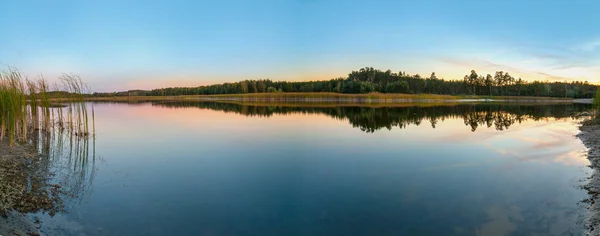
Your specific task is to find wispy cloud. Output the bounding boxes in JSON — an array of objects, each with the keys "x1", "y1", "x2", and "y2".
[
  {"x1": 439, "y1": 44, "x2": 600, "y2": 82},
  {"x1": 439, "y1": 57, "x2": 565, "y2": 81},
  {"x1": 534, "y1": 72, "x2": 569, "y2": 81},
  {"x1": 574, "y1": 38, "x2": 600, "y2": 51},
  {"x1": 439, "y1": 58, "x2": 526, "y2": 75}
]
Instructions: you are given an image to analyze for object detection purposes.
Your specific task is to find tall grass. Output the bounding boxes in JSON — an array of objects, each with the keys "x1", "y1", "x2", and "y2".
[
  {"x1": 58, "y1": 74, "x2": 91, "y2": 136},
  {"x1": 0, "y1": 67, "x2": 93, "y2": 147},
  {"x1": 0, "y1": 68, "x2": 27, "y2": 146}
]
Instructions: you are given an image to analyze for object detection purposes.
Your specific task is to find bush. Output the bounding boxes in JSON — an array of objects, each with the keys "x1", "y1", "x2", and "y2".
[{"x1": 594, "y1": 88, "x2": 600, "y2": 115}]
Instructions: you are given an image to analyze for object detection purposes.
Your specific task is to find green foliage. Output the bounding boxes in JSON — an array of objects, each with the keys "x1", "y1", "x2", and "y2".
[
  {"x1": 385, "y1": 81, "x2": 409, "y2": 93},
  {"x1": 594, "y1": 88, "x2": 600, "y2": 112},
  {"x1": 0, "y1": 68, "x2": 27, "y2": 146},
  {"x1": 359, "y1": 82, "x2": 375, "y2": 93},
  {"x1": 92, "y1": 67, "x2": 599, "y2": 98}
]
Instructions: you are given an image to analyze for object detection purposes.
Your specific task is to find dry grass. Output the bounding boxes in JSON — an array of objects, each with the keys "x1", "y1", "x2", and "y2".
[{"x1": 87, "y1": 92, "x2": 573, "y2": 103}]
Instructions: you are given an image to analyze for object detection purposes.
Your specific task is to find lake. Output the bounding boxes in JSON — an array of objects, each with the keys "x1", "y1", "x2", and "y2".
[{"x1": 17, "y1": 102, "x2": 594, "y2": 235}]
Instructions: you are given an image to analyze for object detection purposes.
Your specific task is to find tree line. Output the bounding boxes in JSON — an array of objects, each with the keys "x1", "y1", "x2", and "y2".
[{"x1": 93, "y1": 67, "x2": 598, "y2": 98}]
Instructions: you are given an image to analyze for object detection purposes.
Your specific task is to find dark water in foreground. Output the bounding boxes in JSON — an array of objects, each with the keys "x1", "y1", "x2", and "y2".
[{"x1": 10, "y1": 102, "x2": 595, "y2": 235}]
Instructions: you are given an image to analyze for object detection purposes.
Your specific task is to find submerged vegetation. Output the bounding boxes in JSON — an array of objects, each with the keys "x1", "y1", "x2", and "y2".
[
  {"x1": 0, "y1": 120, "x2": 97, "y2": 217},
  {"x1": 0, "y1": 146, "x2": 63, "y2": 217},
  {"x1": 94, "y1": 67, "x2": 598, "y2": 99}
]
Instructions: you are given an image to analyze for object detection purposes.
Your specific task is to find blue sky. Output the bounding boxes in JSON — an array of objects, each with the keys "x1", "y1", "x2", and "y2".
[{"x1": 1, "y1": 0, "x2": 599, "y2": 91}]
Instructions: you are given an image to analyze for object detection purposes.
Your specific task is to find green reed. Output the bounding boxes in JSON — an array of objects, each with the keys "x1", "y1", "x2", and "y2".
[
  {"x1": 0, "y1": 68, "x2": 26, "y2": 146},
  {"x1": 594, "y1": 88, "x2": 600, "y2": 116},
  {"x1": 0, "y1": 67, "x2": 94, "y2": 147}
]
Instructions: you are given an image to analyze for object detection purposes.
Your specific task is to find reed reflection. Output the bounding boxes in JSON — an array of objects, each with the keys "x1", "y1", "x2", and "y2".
[{"x1": 0, "y1": 105, "x2": 97, "y2": 217}]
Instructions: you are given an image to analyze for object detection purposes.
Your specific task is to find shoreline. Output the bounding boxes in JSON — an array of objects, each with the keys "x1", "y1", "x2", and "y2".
[
  {"x1": 0, "y1": 140, "x2": 44, "y2": 236},
  {"x1": 82, "y1": 93, "x2": 592, "y2": 105},
  {"x1": 578, "y1": 118, "x2": 600, "y2": 235}
]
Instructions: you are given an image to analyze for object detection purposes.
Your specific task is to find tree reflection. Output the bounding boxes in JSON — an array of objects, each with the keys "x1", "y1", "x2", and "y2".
[{"x1": 152, "y1": 101, "x2": 590, "y2": 133}]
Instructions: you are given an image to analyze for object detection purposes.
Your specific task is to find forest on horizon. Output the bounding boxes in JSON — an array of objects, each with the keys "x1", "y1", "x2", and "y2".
[{"x1": 94, "y1": 67, "x2": 599, "y2": 98}]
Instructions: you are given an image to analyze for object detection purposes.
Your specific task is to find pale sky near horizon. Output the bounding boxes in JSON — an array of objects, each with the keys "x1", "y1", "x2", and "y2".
[{"x1": 1, "y1": 0, "x2": 599, "y2": 92}]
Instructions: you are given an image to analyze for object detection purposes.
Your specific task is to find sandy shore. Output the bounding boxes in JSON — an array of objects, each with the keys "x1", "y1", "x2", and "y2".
[{"x1": 578, "y1": 119, "x2": 600, "y2": 235}]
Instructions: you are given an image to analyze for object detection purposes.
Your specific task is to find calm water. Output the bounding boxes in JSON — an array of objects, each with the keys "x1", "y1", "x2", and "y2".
[{"x1": 19, "y1": 102, "x2": 594, "y2": 235}]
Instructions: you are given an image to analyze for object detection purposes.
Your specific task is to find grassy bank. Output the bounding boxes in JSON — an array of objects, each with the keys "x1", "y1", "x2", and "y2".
[
  {"x1": 148, "y1": 100, "x2": 590, "y2": 109},
  {"x1": 87, "y1": 92, "x2": 576, "y2": 103}
]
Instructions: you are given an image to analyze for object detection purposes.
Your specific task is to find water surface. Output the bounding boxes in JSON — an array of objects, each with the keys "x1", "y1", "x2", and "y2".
[{"x1": 21, "y1": 102, "x2": 594, "y2": 235}]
